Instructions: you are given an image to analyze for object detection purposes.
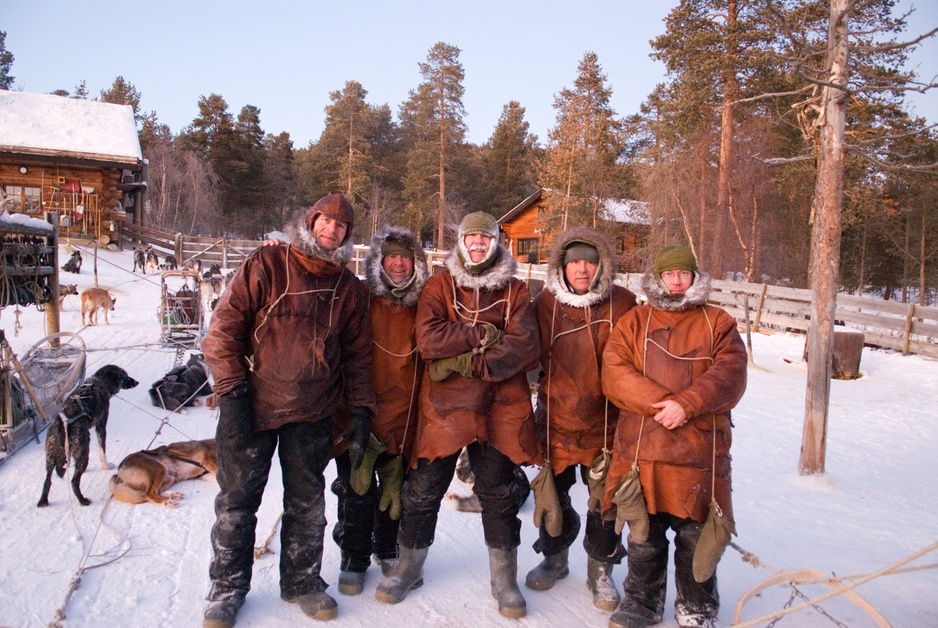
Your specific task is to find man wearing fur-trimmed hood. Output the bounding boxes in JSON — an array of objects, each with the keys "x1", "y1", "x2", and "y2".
[
  {"x1": 202, "y1": 193, "x2": 376, "y2": 626},
  {"x1": 376, "y1": 211, "x2": 540, "y2": 619},
  {"x1": 525, "y1": 226, "x2": 638, "y2": 611},
  {"x1": 330, "y1": 225, "x2": 430, "y2": 597},
  {"x1": 600, "y1": 245, "x2": 747, "y2": 628}
]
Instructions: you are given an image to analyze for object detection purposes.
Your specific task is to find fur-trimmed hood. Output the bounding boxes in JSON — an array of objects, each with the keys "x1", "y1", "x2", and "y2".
[
  {"x1": 545, "y1": 226, "x2": 619, "y2": 308},
  {"x1": 444, "y1": 242, "x2": 517, "y2": 291},
  {"x1": 641, "y1": 270, "x2": 711, "y2": 312},
  {"x1": 283, "y1": 208, "x2": 354, "y2": 267},
  {"x1": 363, "y1": 226, "x2": 429, "y2": 307}
]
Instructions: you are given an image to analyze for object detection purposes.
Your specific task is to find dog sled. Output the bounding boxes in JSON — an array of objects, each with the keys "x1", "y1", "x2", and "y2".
[
  {"x1": 0, "y1": 331, "x2": 86, "y2": 464},
  {"x1": 157, "y1": 270, "x2": 204, "y2": 349}
]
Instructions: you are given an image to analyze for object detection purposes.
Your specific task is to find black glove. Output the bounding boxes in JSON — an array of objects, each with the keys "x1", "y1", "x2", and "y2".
[
  {"x1": 341, "y1": 406, "x2": 373, "y2": 469},
  {"x1": 217, "y1": 381, "x2": 253, "y2": 450}
]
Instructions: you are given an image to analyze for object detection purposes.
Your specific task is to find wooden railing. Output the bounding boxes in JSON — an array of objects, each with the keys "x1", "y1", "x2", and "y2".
[{"x1": 121, "y1": 224, "x2": 938, "y2": 358}]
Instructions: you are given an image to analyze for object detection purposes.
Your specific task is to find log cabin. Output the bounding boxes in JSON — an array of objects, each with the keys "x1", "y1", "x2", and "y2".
[
  {"x1": 496, "y1": 189, "x2": 650, "y2": 271},
  {"x1": 0, "y1": 90, "x2": 145, "y2": 246}
]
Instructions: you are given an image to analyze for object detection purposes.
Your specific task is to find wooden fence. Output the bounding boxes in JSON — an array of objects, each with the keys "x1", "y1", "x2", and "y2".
[{"x1": 122, "y1": 224, "x2": 938, "y2": 359}]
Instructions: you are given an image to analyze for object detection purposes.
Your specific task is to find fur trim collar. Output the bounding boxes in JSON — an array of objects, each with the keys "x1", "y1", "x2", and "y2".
[
  {"x1": 544, "y1": 226, "x2": 618, "y2": 308},
  {"x1": 363, "y1": 226, "x2": 429, "y2": 307},
  {"x1": 444, "y1": 243, "x2": 517, "y2": 290},
  {"x1": 283, "y1": 209, "x2": 353, "y2": 267},
  {"x1": 641, "y1": 271, "x2": 711, "y2": 311}
]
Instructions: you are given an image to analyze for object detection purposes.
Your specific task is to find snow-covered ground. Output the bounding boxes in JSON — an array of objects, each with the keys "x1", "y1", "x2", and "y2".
[{"x1": 0, "y1": 243, "x2": 936, "y2": 627}]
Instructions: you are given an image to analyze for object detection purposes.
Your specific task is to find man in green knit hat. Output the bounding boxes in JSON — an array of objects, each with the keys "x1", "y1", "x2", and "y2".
[{"x1": 600, "y1": 243, "x2": 747, "y2": 628}]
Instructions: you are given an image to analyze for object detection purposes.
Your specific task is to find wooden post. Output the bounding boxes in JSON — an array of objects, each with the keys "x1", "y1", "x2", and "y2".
[
  {"x1": 902, "y1": 304, "x2": 915, "y2": 356},
  {"x1": 45, "y1": 216, "x2": 61, "y2": 344},
  {"x1": 743, "y1": 293, "x2": 754, "y2": 364},
  {"x1": 223, "y1": 240, "x2": 229, "y2": 269},
  {"x1": 175, "y1": 233, "x2": 183, "y2": 262},
  {"x1": 754, "y1": 283, "x2": 767, "y2": 332}
]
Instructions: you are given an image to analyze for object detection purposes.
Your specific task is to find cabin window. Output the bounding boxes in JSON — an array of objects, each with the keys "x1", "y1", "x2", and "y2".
[
  {"x1": 2, "y1": 185, "x2": 42, "y2": 213},
  {"x1": 517, "y1": 238, "x2": 539, "y2": 255}
]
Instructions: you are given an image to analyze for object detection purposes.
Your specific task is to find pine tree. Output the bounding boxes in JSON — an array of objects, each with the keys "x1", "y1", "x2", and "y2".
[
  {"x1": 0, "y1": 31, "x2": 14, "y2": 90},
  {"x1": 399, "y1": 42, "x2": 468, "y2": 248},
  {"x1": 479, "y1": 101, "x2": 538, "y2": 215},
  {"x1": 539, "y1": 52, "x2": 627, "y2": 245},
  {"x1": 100, "y1": 76, "x2": 143, "y2": 124}
]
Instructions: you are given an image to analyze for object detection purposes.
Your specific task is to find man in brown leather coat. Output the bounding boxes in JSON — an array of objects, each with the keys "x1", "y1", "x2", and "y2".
[
  {"x1": 525, "y1": 226, "x2": 637, "y2": 611},
  {"x1": 601, "y1": 245, "x2": 747, "y2": 628},
  {"x1": 330, "y1": 225, "x2": 429, "y2": 596},
  {"x1": 376, "y1": 211, "x2": 540, "y2": 618},
  {"x1": 201, "y1": 194, "x2": 376, "y2": 627}
]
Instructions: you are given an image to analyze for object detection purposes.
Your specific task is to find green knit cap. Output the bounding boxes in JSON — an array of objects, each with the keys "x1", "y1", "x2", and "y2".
[
  {"x1": 381, "y1": 237, "x2": 415, "y2": 260},
  {"x1": 459, "y1": 211, "x2": 499, "y2": 238},
  {"x1": 653, "y1": 245, "x2": 697, "y2": 275}
]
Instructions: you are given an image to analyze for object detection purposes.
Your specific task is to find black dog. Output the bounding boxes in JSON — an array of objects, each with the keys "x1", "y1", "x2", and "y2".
[
  {"x1": 162, "y1": 254, "x2": 179, "y2": 270},
  {"x1": 61, "y1": 250, "x2": 82, "y2": 274},
  {"x1": 37, "y1": 365, "x2": 139, "y2": 507},
  {"x1": 148, "y1": 354, "x2": 212, "y2": 412}
]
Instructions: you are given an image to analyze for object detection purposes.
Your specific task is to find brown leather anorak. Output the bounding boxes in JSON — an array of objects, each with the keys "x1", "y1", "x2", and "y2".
[
  {"x1": 332, "y1": 226, "x2": 428, "y2": 459},
  {"x1": 202, "y1": 210, "x2": 376, "y2": 432},
  {"x1": 535, "y1": 226, "x2": 638, "y2": 475},
  {"x1": 413, "y1": 243, "x2": 541, "y2": 466},
  {"x1": 601, "y1": 272, "x2": 747, "y2": 523}
]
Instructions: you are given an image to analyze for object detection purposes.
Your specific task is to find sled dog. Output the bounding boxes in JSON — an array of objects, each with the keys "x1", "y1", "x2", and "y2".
[
  {"x1": 162, "y1": 254, "x2": 179, "y2": 270},
  {"x1": 58, "y1": 283, "x2": 78, "y2": 301},
  {"x1": 145, "y1": 249, "x2": 160, "y2": 274},
  {"x1": 109, "y1": 438, "x2": 217, "y2": 507},
  {"x1": 132, "y1": 247, "x2": 147, "y2": 273},
  {"x1": 149, "y1": 353, "x2": 212, "y2": 411},
  {"x1": 61, "y1": 250, "x2": 82, "y2": 274},
  {"x1": 80, "y1": 287, "x2": 117, "y2": 325},
  {"x1": 37, "y1": 365, "x2": 139, "y2": 507}
]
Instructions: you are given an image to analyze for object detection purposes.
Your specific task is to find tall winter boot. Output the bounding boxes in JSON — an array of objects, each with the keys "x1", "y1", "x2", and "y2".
[
  {"x1": 587, "y1": 556, "x2": 620, "y2": 611},
  {"x1": 524, "y1": 547, "x2": 569, "y2": 590},
  {"x1": 489, "y1": 547, "x2": 527, "y2": 618},
  {"x1": 375, "y1": 546, "x2": 428, "y2": 604}
]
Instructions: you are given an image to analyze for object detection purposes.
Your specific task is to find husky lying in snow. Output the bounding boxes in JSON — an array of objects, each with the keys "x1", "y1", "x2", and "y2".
[
  {"x1": 148, "y1": 354, "x2": 212, "y2": 411},
  {"x1": 109, "y1": 438, "x2": 217, "y2": 507}
]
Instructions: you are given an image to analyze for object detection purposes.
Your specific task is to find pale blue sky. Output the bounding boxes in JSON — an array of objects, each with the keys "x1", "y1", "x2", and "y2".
[{"x1": 4, "y1": 1, "x2": 936, "y2": 148}]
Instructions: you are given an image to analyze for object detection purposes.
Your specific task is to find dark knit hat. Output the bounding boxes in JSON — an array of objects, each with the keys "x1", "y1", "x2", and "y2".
[
  {"x1": 563, "y1": 241, "x2": 600, "y2": 265},
  {"x1": 653, "y1": 245, "x2": 697, "y2": 275},
  {"x1": 307, "y1": 193, "x2": 355, "y2": 245},
  {"x1": 381, "y1": 237, "x2": 415, "y2": 260},
  {"x1": 458, "y1": 211, "x2": 499, "y2": 239}
]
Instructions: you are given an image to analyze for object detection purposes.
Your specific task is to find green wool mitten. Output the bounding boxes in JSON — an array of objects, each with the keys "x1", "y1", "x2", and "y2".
[
  {"x1": 478, "y1": 322, "x2": 504, "y2": 350},
  {"x1": 376, "y1": 455, "x2": 404, "y2": 520},
  {"x1": 610, "y1": 464, "x2": 650, "y2": 543},
  {"x1": 531, "y1": 465, "x2": 563, "y2": 537},
  {"x1": 349, "y1": 433, "x2": 388, "y2": 496},
  {"x1": 587, "y1": 451, "x2": 611, "y2": 513},
  {"x1": 693, "y1": 498, "x2": 736, "y2": 583},
  {"x1": 428, "y1": 352, "x2": 474, "y2": 381}
]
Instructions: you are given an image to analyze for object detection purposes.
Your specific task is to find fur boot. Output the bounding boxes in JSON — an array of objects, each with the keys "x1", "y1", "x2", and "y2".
[{"x1": 375, "y1": 546, "x2": 427, "y2": 604}]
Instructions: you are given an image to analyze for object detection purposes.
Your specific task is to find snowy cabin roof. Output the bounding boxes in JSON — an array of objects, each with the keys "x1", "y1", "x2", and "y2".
[
  {"x1": 0, "y1": 90, "x2": 142, "y2": 166},
  {"x1": 497, "y1": 189, "x2": 650, "y2": 227},
  {"x1": 602, "y1": 199, "x2": 650, "y2": 225}
]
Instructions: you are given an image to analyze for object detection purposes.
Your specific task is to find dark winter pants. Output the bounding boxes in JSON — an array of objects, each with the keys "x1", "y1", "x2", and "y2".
[
  {"x1": 398, "y1": 441, "x2": 522, "y2": 550},
  {"x1": 208, "y1": 407, "x2": 333, "y2": 602},
  {"x1": 533, "y1": 464, "x2": 625, "y2": 563},
  {"x1": 619, "y1": 512, "x2": 719, "y2": 624},
  {"x1": 331, "y1": 450, "x2": 402, "y2": 572}
]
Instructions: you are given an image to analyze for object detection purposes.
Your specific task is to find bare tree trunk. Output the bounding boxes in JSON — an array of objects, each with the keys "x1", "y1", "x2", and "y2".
[
  {"x1": 859, "y1": 210, "x2": 868, "y2": 297},
  {"x1": 800, "y1": 0, "x2": 848, "y2": 476},
  {"x1": 902, "y1": 211, "x2": 911, "y2": 303},
  {"x1": 714, "y1": 0, "x2": 739, "y2": 279},
  {"x1": 920, "y1": 209, "x2": 927, "y2": 306}
]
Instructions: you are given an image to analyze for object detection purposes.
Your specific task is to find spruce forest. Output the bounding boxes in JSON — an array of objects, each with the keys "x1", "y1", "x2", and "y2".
[{"x1": 5, "y1": 1, "x2": 936, "y2": 303}]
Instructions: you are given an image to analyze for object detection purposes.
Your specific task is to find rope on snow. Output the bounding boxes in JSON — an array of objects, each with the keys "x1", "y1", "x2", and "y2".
[{"x1": 730, "y1": 540, "x2": 938, "y2": 627}]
